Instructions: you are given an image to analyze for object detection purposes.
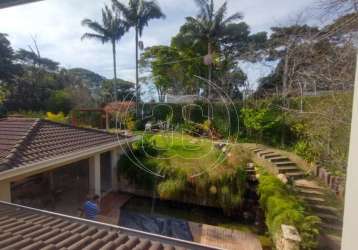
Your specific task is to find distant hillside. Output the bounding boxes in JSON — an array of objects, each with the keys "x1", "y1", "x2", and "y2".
[
  {"x1": 68, "y1": 68, "x2": 106, "y2": 90},
  {"x1": 68, "y1": 68, "x2": 134, "y2": 89}
]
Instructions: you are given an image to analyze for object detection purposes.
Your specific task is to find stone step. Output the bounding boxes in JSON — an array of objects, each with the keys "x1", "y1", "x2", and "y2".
[
  {"x1": 297, "y1": 189, "x2": 325, "y2": 198},
  {"x1": 275, "y1": 161, "x2": 297, "y2": 167},
  {"x1": 258, "y1": 151, "x2": 275, "y2": 157},
  {"x1": 294, "y1": 182, "x2": 325, "y2": 192},
  {"x1": 277, "y1": 166, "x2": 301, "y2": 174},
  {"x1": 285, "y1": 172, "x2": 305, "y2": 179},
  {"x1": 310, "y1": 205, "x2": 339, "y2": 215},
  {"x1": 317, "y1": 232, "x2": 342, "y2": 250},
  {"x1": 253, "y1": 148, "x2": 265, "y2": 153},
  {"x1": 263, "y1": 154, "x2": 282, "y2": 159},
  {"x1": 316, "y1": 213, "x2": 343, "y2": 225},
  {"x1": 269, "y1": 156, "x2": 290, "y2": 162},
  {"x1": 320, "y1": 222, "x2": 342, "y2": 233},
  {"x1": 299, "y1": 196, "x2": 326, "y2": 204}
]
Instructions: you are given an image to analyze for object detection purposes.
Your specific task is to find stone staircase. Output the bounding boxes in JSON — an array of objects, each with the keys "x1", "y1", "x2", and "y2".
[
  {"x1": 249, "y1": 147, "x2": 305, "y2": 180},
  {"x1": 294, "y1": 180, "x2": 343, "y2": 236},
  {"x1": 248, "y1": 145, "x2": 343, "y2": 249}
]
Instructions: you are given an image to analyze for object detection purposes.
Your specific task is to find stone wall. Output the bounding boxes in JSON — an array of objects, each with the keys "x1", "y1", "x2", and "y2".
[{"x1": 275, "y1": 225, "x2": 301, "y2": 250}]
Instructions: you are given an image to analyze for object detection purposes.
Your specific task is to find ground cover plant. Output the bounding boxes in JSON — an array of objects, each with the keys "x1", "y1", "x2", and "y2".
[{"x1": 257, "y1": 167, "x2": 321, "y2": 250}]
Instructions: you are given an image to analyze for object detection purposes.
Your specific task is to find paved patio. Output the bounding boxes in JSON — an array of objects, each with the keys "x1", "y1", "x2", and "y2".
[{"x1": 189, "y1": 222, "x2": 262, "y2": 250}]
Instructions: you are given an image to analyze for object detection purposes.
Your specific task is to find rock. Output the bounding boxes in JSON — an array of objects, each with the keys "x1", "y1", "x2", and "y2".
[{"x1": 277, "y1": 174, "x2": 288, "y2": 184}]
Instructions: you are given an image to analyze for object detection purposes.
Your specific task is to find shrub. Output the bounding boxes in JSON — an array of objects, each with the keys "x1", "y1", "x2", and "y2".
[
  {"x1": 158, "y1": 178, "x2": 186, "y2": 199},
  {"x1": 293, "y1": 140, "x2": 317, "y2": 162},
  {"x1": 45, "y1": 112, "x2": 68, "y2": 123}
]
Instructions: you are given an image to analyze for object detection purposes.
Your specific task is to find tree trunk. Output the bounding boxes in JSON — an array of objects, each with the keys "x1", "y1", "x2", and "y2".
[
  {"x1": 135, "y1": 26, "x2": 140, "y2": 116},
  {"x1": 112, "y1": 40, "x2": 118, "y2": 102},
  {"x1": 208, "y1": 42, "x2": 212, "y2": 99},
  {"x1": 299, "y1": 82, "x2": 303, "y2": 112},
  {"x1": 282, "y1": 47, "x2": 289, "y2": 103},
  {"x1": 281, "y1": 44, "x2": 290, "y2": 147}
]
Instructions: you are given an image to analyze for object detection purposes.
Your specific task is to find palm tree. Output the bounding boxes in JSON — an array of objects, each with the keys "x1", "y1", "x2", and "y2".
[
  {"x1": 81, "y1": 5, "x2": 128, "y2": 101},
  {"x1": 112, "y1": 0, "x2": 165, "y2": 109},
  {"x1": 186, "y1": 0, "x2": 242, "y2": 98}
]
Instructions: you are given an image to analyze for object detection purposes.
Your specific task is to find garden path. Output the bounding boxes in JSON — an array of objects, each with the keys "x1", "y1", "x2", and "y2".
[{"x1": 243, "y1": 143, "x2": 343, "y2": 250}]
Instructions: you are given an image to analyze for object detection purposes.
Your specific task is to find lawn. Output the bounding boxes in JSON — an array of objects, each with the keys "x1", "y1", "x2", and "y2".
[{"x1": 145, "y1": 132, "x2": 227, "y2": 177}]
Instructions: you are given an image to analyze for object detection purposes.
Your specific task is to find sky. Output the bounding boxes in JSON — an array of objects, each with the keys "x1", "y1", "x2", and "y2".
[{"x1": 0, "y1": 0, "x2": 321, "y2": 97}]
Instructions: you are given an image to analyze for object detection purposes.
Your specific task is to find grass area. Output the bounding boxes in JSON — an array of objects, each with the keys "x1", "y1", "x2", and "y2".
[
  {"x1": 119, "y1": 132, "x2": 250, "y2": 214},
  {"x1": 146, "y1": 132, "x2": 226, "y2": 177}
]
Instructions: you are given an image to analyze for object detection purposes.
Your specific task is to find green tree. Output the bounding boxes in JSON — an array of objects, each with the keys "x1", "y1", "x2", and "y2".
[
  {"x1": 0, "y1": 33, "x2": 21, "y2": 84},
  {"x1": 141, "y1": 45, "x2": 183, "y2": 102},
  {"x1": 265, "y1": 25, "x2": 319, "y2": 98},
  {"x1": 112, "y1": 0, "x2": 165, "y2": 108},
  {"x1": 16, "y1": 48, "x2": 59, "y2": 71},
  {"x1": 47, "y1": 90, "x2": 73, "y2": 114},
  {"x1": 221, "y1": 22, "x2": 267, "y2": 61},
  {"x1": 81, "y1": 5, "x2": 128, "y2": 101},
  {"x1": 186, "y1": 0, "x2": 243, "y2": 97},
  {"x1": 100, "y1": 79, "x2": 135, "y2": 103}
]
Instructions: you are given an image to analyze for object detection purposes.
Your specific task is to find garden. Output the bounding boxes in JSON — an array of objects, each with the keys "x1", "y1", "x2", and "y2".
[{"x1": 117, "y1": 128, "x2": 324, "y2": 249}]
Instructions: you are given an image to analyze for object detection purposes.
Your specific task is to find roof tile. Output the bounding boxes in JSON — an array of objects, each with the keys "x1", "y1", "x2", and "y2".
[
  {"x1": 0, "y1": 202, "x2": 218, "y2": 250},
  {"x1": 0, "y1": 117, "x2": 125, "y2": 171}
]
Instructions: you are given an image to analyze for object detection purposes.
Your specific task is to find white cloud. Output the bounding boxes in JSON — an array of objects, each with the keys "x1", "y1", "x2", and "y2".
[{"x1": 0, "y1": 0, "x2": 319, "y2": 86}]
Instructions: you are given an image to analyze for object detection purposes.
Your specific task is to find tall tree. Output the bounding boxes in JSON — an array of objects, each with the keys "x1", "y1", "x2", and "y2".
[
  {"x1": 16, "y1": 48, "x2": 59, "y2": 71},
  {"x1": 112, "y1": 0, "x2": 165, "y2": 109},
  {"x1": 81, "y1": 5, "x2": 128, "y2": 101},
  {"x1": 266, "y1": 25, "x2": 319, "y2": 99},
  {"x1": 186, "y1": 0, "x2": 243, "y2": 98},
  {"x1": 141, "y1": 45, "x2": 182, "y2": 102},
  {"x1": 0, "y1": 33, "x2": 21, "y2": 84}
]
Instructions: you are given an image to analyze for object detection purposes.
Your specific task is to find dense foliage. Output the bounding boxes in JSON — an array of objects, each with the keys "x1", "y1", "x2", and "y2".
[{"x1": 257, "y1": 169, "x2": 321, "y2": 250}]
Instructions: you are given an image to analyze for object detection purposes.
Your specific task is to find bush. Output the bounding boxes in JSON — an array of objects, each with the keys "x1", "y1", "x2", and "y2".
[
  {"x1": 257, "y1": 169, "x2": 320, "y2": 250},
  {"x1": 45, "y1": 112, "x2": 68, "y2": 123},
  {"x1": 293, "y1": 140, "x2": 317, "y2": 162},
  {"x1": 158, "y1": 178, "x2": 186, "y2": 199}
]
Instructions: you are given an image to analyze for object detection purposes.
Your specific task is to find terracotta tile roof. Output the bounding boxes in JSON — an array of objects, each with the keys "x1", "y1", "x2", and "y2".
[
  {"x1": 0, "y1": 117, "x2": 123, "y2": 171},
  {"x1": 0, "y1": 202, "x2": 216, "y2": 250}
]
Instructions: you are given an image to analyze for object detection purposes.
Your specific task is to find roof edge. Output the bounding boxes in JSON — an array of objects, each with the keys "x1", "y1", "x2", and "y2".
[
  {"x1": 0, "y1": 136, "x2": 141, "y2": 182},
  {"x1": 41, "y1": 119, "x2": 119, "y2": 137},
  {"x1": 0, "y1": 0, "x2": 43, "y2": 9},
  {"x1": 0, "y1": 201, "x2": 221, "y2": 250}
]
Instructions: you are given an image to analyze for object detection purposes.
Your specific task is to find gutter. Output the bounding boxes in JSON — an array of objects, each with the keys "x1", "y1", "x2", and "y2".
[{"x1": 0, "y1": 136, "x2": 140, "y2": 182}]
